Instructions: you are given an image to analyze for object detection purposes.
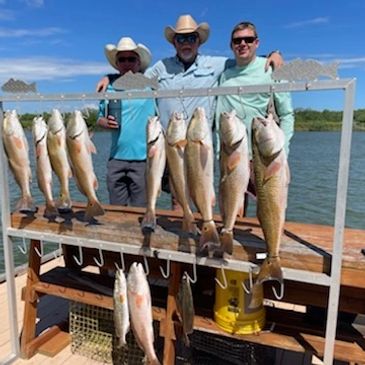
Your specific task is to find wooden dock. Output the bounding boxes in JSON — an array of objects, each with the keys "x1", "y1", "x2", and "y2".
[{"x1": 1, "y1": 202, "x2": 365, "y2": 364}]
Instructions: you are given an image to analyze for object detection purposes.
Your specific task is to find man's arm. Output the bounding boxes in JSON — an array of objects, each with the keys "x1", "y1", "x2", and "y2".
[{"x1": 265, "y1": 51, "x2": 284, "y2": 71}]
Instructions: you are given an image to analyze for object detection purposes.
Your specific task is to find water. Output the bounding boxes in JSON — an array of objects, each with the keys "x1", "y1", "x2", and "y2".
[{"x1": 0, "y1": 131, "x2": 364, "y2": 274}]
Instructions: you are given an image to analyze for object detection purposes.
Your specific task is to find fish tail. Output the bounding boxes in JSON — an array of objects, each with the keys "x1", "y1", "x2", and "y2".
[
  {"x1": 255, "y1": 256, "x2": 283, "y2": 286},
  {"x1": 84, "y1": 199, "x2": 104, "y2": 220},
  {"x1": 182, "y1": 212, "x2": 198, "y2": 236},
  {"x1": 183, "y1": 333, "x2": 191, "y2": 347},
  {"x1": 148, "y1": 357, "x2": 161, "y2": 365},
  {"x1": 198, "y1": 220, "x2": 220, "y2": 254},
  {"x1": 327, "y1": 62, "x2": 339, "y2": 79},
  {"x1": 16, "y1": 195, "x2": 36, "y2": 213},
  {"x1": 219, "y1": 228, "x2": 234, "y2": 255},
  {"x1": 141, "y1": 209, "x2": 156, "y2": 232},
  {"x1": 55, "y1": 194, "x2": 72, "y2": 212},
  {"x1": 44, "y1": 202, "x2": 58, "y2": 218}
]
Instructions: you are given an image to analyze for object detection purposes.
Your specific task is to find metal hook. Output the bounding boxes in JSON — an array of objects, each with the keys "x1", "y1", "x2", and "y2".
[
  {"x1": 241, "y1": 267, "x2": 254, "y2": 295},
  {"x1": 272, "y1": 281, "x2": 285, "y2": 300},
  {"x1": 34, "y1": 238, "x2": 44, "y2": 258},
  {"x1": 184, "y1": 260, "x2": 197, "y2": 284},
  {"x1": 159, "y1": 255, "x2": 171, "y2": 279},
  {"x1": 72, "y1": 245, "x2": 84, "y2": 266},
  {"x1": 214, "y1": 265, "x2": 228, "y2": 290},
  {"x1": 114, "y1": 248, "x2": 126, "y2": 272},
  {"x1": 18, "y1": 236, "x2": 27, "y2": 255},
  {"x1": 143, "y1": 255, "x2": 150, "y2": 276},
  {"x1": 93, "y1": 246, "x2": 104, "y2": 267}
]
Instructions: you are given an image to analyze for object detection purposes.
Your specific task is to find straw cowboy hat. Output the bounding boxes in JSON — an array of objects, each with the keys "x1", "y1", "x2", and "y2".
[
  {"x1": 164, "y1": 14, "x2": 210, "y2": 44},
  {"x1": 104, "y1": 37, "x2": 152, "y2": 72}
]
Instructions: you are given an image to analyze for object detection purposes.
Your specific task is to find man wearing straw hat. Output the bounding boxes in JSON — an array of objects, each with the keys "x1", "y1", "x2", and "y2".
[
  {"x1": 97, "y1": 37, "x2": 156, "y2": 207},
  {"x1": 97, "y1": 14, "x2": 282, "y2": 130}
]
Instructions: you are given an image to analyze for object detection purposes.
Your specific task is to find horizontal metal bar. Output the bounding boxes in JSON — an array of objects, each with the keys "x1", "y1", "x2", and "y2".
[
  {"x1": 6, "y1": 227, "x2": 330, "y2": 286},
  {"x1": 0, "y1": 78, "x2": 355, "y2": 102}
]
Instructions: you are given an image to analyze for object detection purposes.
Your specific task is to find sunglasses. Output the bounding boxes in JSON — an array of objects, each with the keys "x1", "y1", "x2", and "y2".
[
  {"x1": 232, "y1": 36, "x2": 257, "y2": 45},
  {"x1": 175, "y1": 33, "x2": 198, "y2": 44},
  {"x1": 117, "y1": 56, "x2": 138, "y2": 63}
]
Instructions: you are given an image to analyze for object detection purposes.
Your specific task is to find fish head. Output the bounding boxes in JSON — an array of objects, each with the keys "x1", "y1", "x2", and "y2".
[
  {"x1": 252, "y1": 114, "x2": 285, "y2": 157},
  {"x1": 32, "y1": 116, "x2": 48, "y2": 143},
  {"x1": 66, "y1": 110, "x2": 87, "y2": 139},
  {"x1": 47, "y1": 108, "x2": 65, "y2": 134},
  {"x1": 147, "y1": 116, "x2": 163, "y2": 144},
  {"x1": 219, "y1": 110, "x2": 246, "y2": 147},
  {"x1": 166, "y1": 112, "x2": 187, "y2": 146},
  {"x1": 187, "y1": 107, "x2": 209, "y2": 142},
  {"x1": 3, "y1": 109, "x2": 22, "y2": 136}
]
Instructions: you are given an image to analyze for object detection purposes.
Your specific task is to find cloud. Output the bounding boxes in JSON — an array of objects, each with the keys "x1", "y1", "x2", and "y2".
[
  {"x1": 284, "y1": 17, "x2": 329, "y2": 29},
  {"x1": 0, "y1": 57, "x2": 110, "y2": 82},
  {"x1": 0, "y1": 27, "x2": 65, "y2": 37},
  {"x1": 0, "y1": 9, "x2": 15, "y2": 20}
]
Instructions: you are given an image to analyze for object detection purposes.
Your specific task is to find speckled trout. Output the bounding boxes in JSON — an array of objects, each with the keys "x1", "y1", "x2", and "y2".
[
  {"x1": 66, "y1": 110, "x2": 104, "y2": 220},
  {"x1": 113, "y1": 269, "x2": 129, "y2": 348},
  {"x1": 141, "y1": 116, "x2": 166, "y2": 232},
  {"x1": 127, "y1": 262, "x2": 160, "y2": 365},
  {"x1": 185, "y1": 107, "x2": 219, "y2": 254},
  {"x1": 47, "y1": 109, "x2": 72, "y2": 212},
  {"x1": 166, "y1": 112, "x2": 197, "y2": 235},
  {"x1": 252, "y1": 113, "x2": 290, "y2": 287},
  {"x1": 2, "y1": 110, "x2": 36, "y2": 213},
  {"x1": 219, "y1": 111, "x2": 250, "y2": 254},
  {"x1": 32, "y1": 116, "x2": 57, "y2": 218}
]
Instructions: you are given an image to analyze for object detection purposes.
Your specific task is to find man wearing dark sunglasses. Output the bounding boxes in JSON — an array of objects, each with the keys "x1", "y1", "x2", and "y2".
[{"x1": 97, "y1": 37, "x2": 156, "y2": 207}]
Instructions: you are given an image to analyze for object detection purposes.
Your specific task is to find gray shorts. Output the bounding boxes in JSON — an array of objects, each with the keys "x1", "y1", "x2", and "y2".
[{"x1": 107, "y1": 159, "x2": 146, "y2": 207}]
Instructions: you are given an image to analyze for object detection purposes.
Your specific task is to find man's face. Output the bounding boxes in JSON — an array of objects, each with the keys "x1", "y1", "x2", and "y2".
[
  {"x1": 173, "y1": 32, "x2": 200, "y2": 64},
  {"x1": 115, "y1": 51, "x2": 141, "y2": 74},
  {"x1": 231, "y1": 28, "x2": 259, "y2": 66}
]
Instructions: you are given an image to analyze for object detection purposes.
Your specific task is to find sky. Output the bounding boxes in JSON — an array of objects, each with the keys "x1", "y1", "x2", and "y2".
[{"x1": 0, "y1": 0, "x2": 364, "y2": 113}]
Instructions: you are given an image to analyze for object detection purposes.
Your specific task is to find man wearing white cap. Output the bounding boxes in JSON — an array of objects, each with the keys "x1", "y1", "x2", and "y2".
[
  {"x1": 97, "y1": 14, "x2": 282, "y2": 130},
  {"x1": 97, "y1": 37, "x2": 156, "y2": 207}
]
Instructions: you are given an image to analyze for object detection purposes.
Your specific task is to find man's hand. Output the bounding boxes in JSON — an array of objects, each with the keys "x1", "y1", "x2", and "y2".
[
  {"x1": 265, "y1": 51, "x2": 284, "y2": 71},
  {"x1": 96, "y1": 76, "x2": 110, "y2": 92},
  {"x1": 97, "y1": 116, "x2": 119, "y2": 129}
]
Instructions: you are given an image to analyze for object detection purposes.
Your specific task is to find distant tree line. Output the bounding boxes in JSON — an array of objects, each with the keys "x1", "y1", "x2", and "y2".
[{"x1": 18, "y1": 108, "x2": 365, "y2": 131}]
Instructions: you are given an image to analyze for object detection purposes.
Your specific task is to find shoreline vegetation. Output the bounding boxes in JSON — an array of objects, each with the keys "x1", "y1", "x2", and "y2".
[{"x1": 17, "y1": 108, "x2": 365, "y2": 132}]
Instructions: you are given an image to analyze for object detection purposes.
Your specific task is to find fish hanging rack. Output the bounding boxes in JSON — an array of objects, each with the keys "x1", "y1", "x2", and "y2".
[
  {"x1": 0, "y1": 78, "x2": 352, "y2": 103},
  {"x1": 0, "y1": 76, "x2": 357, "y2": 365}
]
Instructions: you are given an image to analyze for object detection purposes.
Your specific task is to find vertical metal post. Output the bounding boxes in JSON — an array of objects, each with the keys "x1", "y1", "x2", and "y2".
[
  {"x1": 0, "y1": 103, "x2": 20, "y2": 361},
  {"x1": 323, "y1": 79, "x2": 356, "y2": 364}
]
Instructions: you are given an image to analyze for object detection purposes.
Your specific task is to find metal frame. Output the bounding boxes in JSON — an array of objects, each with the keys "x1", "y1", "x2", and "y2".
[{"x1": 0, "y1": 78, "x2": 356, "y2": 365}]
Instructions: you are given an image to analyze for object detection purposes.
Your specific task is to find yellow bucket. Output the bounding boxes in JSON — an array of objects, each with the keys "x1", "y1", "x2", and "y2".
[{"x1": 214, "y1": 269, "x2": 265, "y2": 335}]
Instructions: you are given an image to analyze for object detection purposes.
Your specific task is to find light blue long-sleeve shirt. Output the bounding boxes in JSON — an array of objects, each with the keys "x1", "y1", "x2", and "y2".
[
  {"x1": 145, "y1": 54, "x2": 235, "y2": 129},
  {"x1": 215, "y1": 56, "x2": 295, "y2": 157},
  {"x1": 98, "y1": 83, "x2": 156, "y2": 161}
]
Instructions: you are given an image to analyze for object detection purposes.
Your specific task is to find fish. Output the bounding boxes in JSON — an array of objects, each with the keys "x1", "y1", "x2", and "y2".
[
  {"x1": 250, "y1": 113, "x2": 290, "y2": 304},
  {"x1": 47, "y1": 109, "x2": 73, "y2": 212},
  {"x1": 165, "y1": 112, "x2": 197, "y2": 235},
  {"x1": 185, "y1": 107, "x2": 220, "y2": 255},
  {"x1": 2, "y1": 110, "x2": 36, "y2": 213},
  {"x1": 176, "y1": 273, "x2": 195, "y2": 347},
  {"x1": 219, "y1": 110, "x2": 250, "y2": 255},
  {"x1": 1, "y1": 78, "x2": 37, "y2": 93},
  {"x1": 141, "y1": 116, "x2": 166, "y2": 232},
  {"x1": 271, "y1": 58, "x2": 339, "y2": 82},
  {"x1": 32, "y1": 116, "x2": 58, "y2": 218},
  {"x1": 113, "y1": 269, "x2": 129, "y2": 348},
  {"x1": 112, "y1": 70, "x2": 159, "y2": 90},
  {"x1": 66, "y1": 110, "x2": 104, "y2": 220},
  {"x1": 127, "y1": 262, "x2": 160, "y2": 365}
]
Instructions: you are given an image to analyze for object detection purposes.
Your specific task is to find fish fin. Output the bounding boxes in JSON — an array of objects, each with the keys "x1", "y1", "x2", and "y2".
[
  {"x1": 148, "y1": 145, "x2": 157, "y2": 158},
  {"x1": 16, "y1": 196, "x2": 37, "y2": 213},
  {"x1": 35, "y1": 145, "x2": 42, "y2": 158},
  {"x1": 93, "y1": 177, "x2": 99, "y2": 190},
  {"x1": 211, "y1": 189, "x2": 216, "y2": 207},
  {"x1": 255, "y1": 257, "x2": 283, "y2": 286},
  {"x1": 264, "y1": 152, "x2": 286, "y2": 181},
  {"x1": 248, "y1": 284, "x2": 265, "y2": 309},
  {"x1": 88, "y1": 139, "x2": 97, "y2": 154},
  {"x1": 219, "y1": 229, "x2": 233, "y2": 255},
  {"x1": 84, "y1": 199, "x2": 104, "y2": 220},
  {"x1": 227, "y1": 150, "x2": 241, "y2": 172},
  {"x1": 14, "y1": 136, "x2": 24, "y2": 150},
  {"x1": 141, "y1": 209, "x2": 156, "y2": 232},
  {"x1": 199, "y1": 142, "x2": 209, "y2": 167},
  {"x1": 327, "y1": 62, "x2": 339, "y2": 79}
]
